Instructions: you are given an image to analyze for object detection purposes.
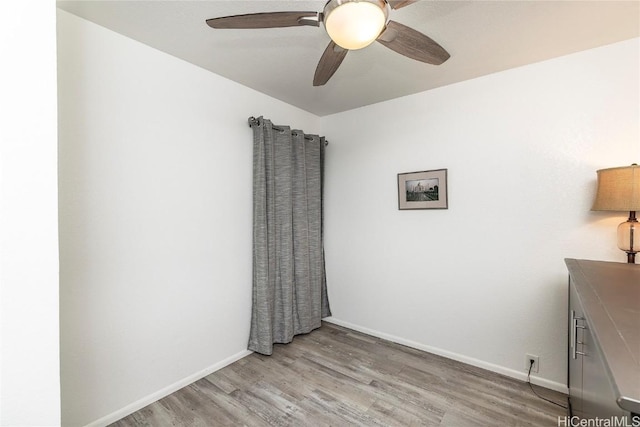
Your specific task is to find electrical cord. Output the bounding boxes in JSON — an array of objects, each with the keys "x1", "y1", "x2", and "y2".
[{"x1": 527, "y1": 359, "x2": 568, "y2": 409}]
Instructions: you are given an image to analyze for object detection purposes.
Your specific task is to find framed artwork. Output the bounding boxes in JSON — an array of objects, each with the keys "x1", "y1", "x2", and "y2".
[{"x1": 398, "y1": 169, "x2": 448, "y2": 210}]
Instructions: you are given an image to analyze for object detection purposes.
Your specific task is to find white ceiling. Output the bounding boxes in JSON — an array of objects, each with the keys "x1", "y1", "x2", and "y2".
[{"x1": 57, "y1": 0, "x2": 640, "y2": 116}]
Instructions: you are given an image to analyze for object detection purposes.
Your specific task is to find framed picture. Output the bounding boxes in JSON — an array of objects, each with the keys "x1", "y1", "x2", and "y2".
[{"x1": 398, "y1": 169, "x2": 448, "y2": 210}]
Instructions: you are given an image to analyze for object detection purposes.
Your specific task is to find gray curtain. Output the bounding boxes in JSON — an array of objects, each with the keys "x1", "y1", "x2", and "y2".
[{"x1": 248, "y1": 117, "x2": 331, "y2": 355}]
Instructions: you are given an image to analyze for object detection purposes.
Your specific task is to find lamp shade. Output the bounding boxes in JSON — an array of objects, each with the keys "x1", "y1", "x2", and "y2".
[
  {"x1": 592, "y1": 164, "x2": 640, "y2": 212},
  {"x1": 323, "y1": 0, "x2": 388, "y2": 50}
]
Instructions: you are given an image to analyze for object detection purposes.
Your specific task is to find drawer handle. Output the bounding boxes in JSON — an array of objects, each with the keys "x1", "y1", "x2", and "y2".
[{"x1": 571, "y1": 313, "x2": 587, "y2": 360}]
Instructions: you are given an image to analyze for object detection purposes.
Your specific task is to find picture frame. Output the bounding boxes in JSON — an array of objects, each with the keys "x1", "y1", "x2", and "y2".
[{"x1": 398, "y1": 169, "x2": 448, "y2": 210}]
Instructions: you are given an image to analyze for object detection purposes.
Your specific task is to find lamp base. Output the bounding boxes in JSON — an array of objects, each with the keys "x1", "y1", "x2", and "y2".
[
  {"x1": 625, "y1": 252, "x2": 637, "y2": 264},
  {"x1": 618, "y1": 211, "x2": 638, "y2": 264}
]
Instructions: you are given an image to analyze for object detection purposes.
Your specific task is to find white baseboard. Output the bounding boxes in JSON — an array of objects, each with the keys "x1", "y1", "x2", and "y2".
[
  {"x1": 85, "y1": 349, "x2": 253, "y2": 427},
  {"x1": 323, "y1": 317, "x2": 568, "y2": 394},
  {"x1": 87, "y1": 319, "x2": 567, "y2": 427}
]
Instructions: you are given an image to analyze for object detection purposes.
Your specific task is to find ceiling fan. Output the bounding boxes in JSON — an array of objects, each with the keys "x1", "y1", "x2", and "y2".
[{"x1": 206, "y1": 0, "x2": 450, "y2": 86}]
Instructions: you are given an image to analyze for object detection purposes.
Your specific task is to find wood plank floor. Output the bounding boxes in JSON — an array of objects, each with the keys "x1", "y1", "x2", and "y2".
[{"x1": 111, "y1": 322, "x2": 567, "y2": 426}]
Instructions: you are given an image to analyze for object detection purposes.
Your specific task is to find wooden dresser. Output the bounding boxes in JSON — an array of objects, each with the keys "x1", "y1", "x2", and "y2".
[{"x1": 565, "y1": 259, "x2": 640, "y2": 421}]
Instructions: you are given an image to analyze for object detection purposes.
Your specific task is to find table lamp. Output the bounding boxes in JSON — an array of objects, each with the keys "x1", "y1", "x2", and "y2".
[{"x1": 592, "y1": 164, "x2": 640, "y2": 263}]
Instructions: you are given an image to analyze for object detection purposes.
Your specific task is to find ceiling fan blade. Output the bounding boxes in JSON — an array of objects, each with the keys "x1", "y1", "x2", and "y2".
[
  {"x1": 387, "y1": 0, "x2": 419, "y2": 10},
  {"x1": 313, "y1": 41, "x2": 348, "y2": 86},
  {"x1": 377, "y1": 20, "x2": 450, "y2": 65},
  {"x1": 206, "y1": 12, "x2": 320, "y2": 29}
]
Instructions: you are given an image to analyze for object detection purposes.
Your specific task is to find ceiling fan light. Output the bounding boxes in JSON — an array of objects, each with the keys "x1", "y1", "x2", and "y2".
[{"x1": 324, "y1": 0, "x2": 388, "y2": 50}]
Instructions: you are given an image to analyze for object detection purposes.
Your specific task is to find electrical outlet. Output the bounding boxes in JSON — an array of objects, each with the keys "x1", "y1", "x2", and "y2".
[{"x1": 525, "y1": 354, "x2": 539, "y2": 373}]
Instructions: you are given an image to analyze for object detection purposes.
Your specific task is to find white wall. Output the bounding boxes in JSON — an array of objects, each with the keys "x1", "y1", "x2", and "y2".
[
  {"x1": 0, "y1": 1, "x2": 61, "y2": 426},
  {"x1": 57, "y1": 10, "x2": 320, "y2": 426},
  {"x1": 322, "y1": 38, "x2": 640, "y2": 391}
]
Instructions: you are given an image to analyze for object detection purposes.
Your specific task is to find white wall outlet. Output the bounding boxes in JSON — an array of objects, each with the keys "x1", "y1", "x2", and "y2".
[{"x1": 525, "y1": 354, "x2": 539, "y2": 373}]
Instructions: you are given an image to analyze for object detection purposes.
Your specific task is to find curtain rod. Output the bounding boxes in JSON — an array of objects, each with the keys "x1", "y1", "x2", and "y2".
[{"x1": 248, "y1": 116, "x2": 328, "y2": 146}]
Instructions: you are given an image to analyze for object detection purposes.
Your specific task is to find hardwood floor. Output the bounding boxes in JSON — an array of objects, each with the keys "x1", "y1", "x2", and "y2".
[{"x1": 111, "y1": 322, "x2": 567, "y2": 426}]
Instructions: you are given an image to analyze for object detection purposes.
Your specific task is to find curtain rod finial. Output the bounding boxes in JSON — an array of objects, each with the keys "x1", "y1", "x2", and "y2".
[{"x1": 248, "y1": 116, "x2": 259, "y2": 127}]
